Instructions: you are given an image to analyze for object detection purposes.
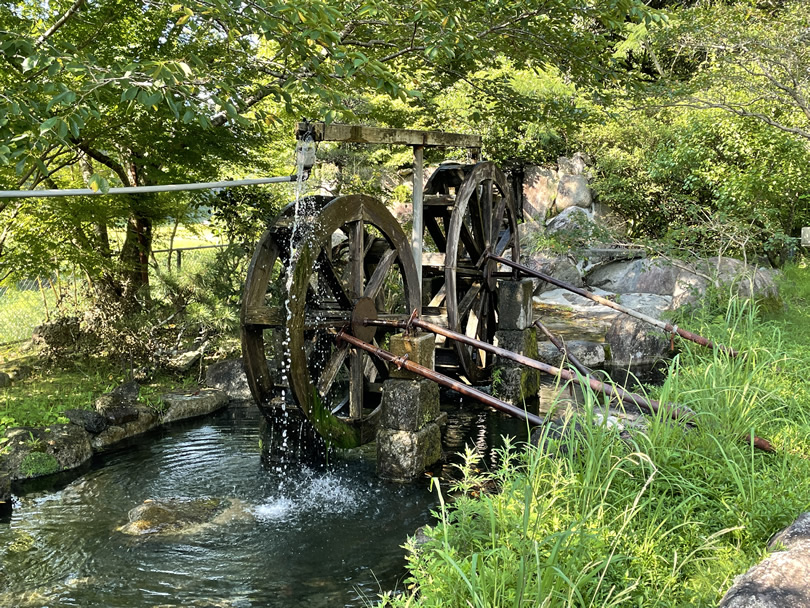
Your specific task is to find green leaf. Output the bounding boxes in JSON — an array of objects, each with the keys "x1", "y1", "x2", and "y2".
[
  {"x1": 39, "y1": 117, "x2": 59, "y2": 134},
  {"x1": 121, "y1": 87, "x2": 139, "y2": 102},
  {"x1": 88, "y1": 174, "x2": 110, "y2": 194}
]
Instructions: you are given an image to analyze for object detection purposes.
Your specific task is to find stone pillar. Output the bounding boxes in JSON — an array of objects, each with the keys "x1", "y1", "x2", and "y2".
[
  {"x1": 377, "y1": 332, "x2": 442, "y2": 482},
  {"x1": 802, "y1": 227, "x2": 810, "y2": 248},
  {"x1": 493, "y1": 279, "x2": 541, "y2": 403}
]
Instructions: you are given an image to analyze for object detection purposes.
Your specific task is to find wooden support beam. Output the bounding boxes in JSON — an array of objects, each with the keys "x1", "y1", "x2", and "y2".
[{"x1": 300, "y1": 122, "x2": 482, "y2": 149}]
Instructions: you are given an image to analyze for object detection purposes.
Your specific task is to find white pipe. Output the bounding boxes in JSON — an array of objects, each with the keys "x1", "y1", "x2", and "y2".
[{"x1": 0, "y1": 175, "x2": 296, "y2": 199}]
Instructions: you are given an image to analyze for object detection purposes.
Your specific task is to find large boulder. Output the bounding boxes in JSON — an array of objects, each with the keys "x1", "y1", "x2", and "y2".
[
  {"x1": 91, "y1": 404, "x2": 160, "y2": 451},
  {"x1": 604, "y1": 316, "x2": 670, "y2": 369},
  {"x1": 522, "y1": 166, "x2": 558, "y2": 221},
  {"x1": 205, "y1": 358, "x2": 253, "y2": 401},
  {"x1": 523, "y1": 253, "x2": 584, "y2": 295},
  {"x1": 64, "y1": 409, "x2": 108, "y2": 434},
  {"x1": 697, "y1": 257, "x2": 780, "y2": 301},
  {"x1": 3, "y1": 424, "x2": 92, "y2": 481},
  {"x1": 555, "y1": 175, "x2": 591, "y2": 211},
  {"x1": 118, "y1": 497, "x2": 250, "y2": 536},
  {"x1": 557, "y1": 153, "x2": 589, "y2": 176},
  {"x1": 536, "y1": 340, "x2": 606, "y2": 369},
  {"x1": 545, "y1": 207, "x2": 596, "y2": 243},
  {"x1": 161, "y1": 388, "x2": 229, "y2": 423},
  {"x1": 720, "y1": 513, "x2": 810, "y2": 608},
  {"x1": 586, "y1": 259, "x2": 707, "y2": 309}
]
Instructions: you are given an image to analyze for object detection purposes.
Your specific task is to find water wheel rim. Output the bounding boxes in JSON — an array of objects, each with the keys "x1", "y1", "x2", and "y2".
[
  {"x1": 286, "y1": 194, "x2": 420, "y2": 448},
  {"x1": 445, "y1": 162, "x2": 519, "y2": 384}
]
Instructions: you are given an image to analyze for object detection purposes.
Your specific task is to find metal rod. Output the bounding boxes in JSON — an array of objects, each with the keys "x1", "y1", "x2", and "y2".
[
  {"x1": 0, "y1": 175, "x2": 298, "y2": 199},
  {"x1": 335, "y1": 330, "x2": 544, "y2": 427},
  {"x1": 486, "y1": 253, "x2": 739, "y2": 357},
  {"x1": 365, "y1": 316, "x2": 694, "y2": 422}
]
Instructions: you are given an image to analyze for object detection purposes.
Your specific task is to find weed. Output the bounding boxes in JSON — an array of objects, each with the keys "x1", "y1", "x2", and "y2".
[{"x1": 19, "y1": 452, "x2": 60, "y2": 478}]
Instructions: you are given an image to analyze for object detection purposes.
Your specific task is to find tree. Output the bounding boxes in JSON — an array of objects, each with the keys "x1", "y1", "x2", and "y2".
[{"x1": 0, "y1": 0, "x2": 656, "y2": 303}]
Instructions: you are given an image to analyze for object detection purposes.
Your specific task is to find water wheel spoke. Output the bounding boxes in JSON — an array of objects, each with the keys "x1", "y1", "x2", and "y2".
[
  {"x1": 363, "y1": 247, "x2": 398, "y2": 301},
  {"x1": 481, "y1": 179, "x2": 493, "y2": 250},
  {"x1": 459, "y1": 221, "x2": 482, "y2": 262},
  {"x1": 317, "y1": 251, "x2": 352, "y2": 308},
  {"x1": 424, "y1": 213, "x2": 447, "y2": 251},
  {"x1": 349, "y1": 350, "x2": 364, "y2": 419},
  {"x1": 428, "y1": 284, "x2": 447, "y2": 308},
  {"x1": 476, "y1": 293, "x2": 491, "y2": 367},
  {"x1": 458, "y1": 282, "x2": 483, "y2": 318},
  {"x1": 349, "y1": 220, "x2": 365, "y2": 299},
  {"x1": 494, "y1": 227, "x2": 512, "y2": 257},
  {"x1": 317, "y1": 343, "x2": 349, "y2": 398}
]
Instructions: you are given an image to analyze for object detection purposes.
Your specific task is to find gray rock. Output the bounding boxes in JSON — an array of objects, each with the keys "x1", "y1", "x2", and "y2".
[
  {"x1": 167, "y1": 346, "x2": 204, "y2": 373},
  {"x1": 95, "y1": 394, "x2": 140, "y2": 426},
  {"x1": 3, "y1": 424, "x2": 92, "y2": 481},
  {"x1": 0, "y1": 371, "x2": 10, "y2": 388},
  {"x1": 523, "y1": 253, "x2": 584, "y2": 294},
  {"x1": 161, "y1": 388, "x2": 229, "y2": 424},
  {"x1": 91, "y1": 405, "x2": 159, "y2": 451},
  {"x1": 530, "y1": 418, "x2": 584, "y2": 458},
  {"x1": 0, "y1": 469, "x2": 10, "y2": 506},
  {"x1": 555, "y1": 175, "x2": 591, "y2": 211},
  {"x1": 604, "y1": 316, "x2": 670, "y2": 368},
  {"x1": 557, "y1": 153, "x2": 589, "y2": 176},
  {"x1": 697, "y1": 257, "x2": 780, "y2": 301},
  {"x1": 720, "y1": 540, "x2": 810, "y2": 607},
  {"x1": 64, "y1": 409, "x2": 108, "y2": 434},
  {"x1": 205, "y1": 359, "x2": 252, "y2": 401},
  {"x1": 111, "y1": 380, "x2": 140, "y2": 401},
  {"x1": 118, "y1": 497, "x2": 250, "y2": 536},
  {"x1": 545, "y1": 207, "x2": 595, "y2": 242},
  {"x1": 616, "y1": 293, "x2": 673, "y2": 319},
  {"x1": 6, "y1": 365, "x2": 32, "y2": 381},
  {"x1": 522, "y1": 166, "x2": 558, "y2": 221},
  {"x1": 769, "y1": 513, "x2": 810, "y2": 550},
  {"x1": 536, "y1": 340, "x2": 606, "y2": 369}
]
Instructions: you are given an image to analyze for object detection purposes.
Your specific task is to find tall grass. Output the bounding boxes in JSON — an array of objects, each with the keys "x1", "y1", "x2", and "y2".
[{"x1": 385, "y1": 265, "x2": 810, "y2": 607}]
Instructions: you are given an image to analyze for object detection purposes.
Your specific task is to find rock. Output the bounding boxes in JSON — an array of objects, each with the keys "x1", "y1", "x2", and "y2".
[
  {"x1": 205, "y1": 359, "x2": 252, "y2": 401},
  {"x1": 536, "y1": 340, "x2": 606, "y2": 368},
  {"x1": 95, "y1": 393, "x2": 140, "y2": 426},
  {"x1": 64, "y1": 409, "x2": 108, "y2": 434},
  {"x1": 161, "y1": 388, "x2": 229, "y2": 424},
  {"x1": 557, "y1": 153, "x2": 589, "y2": 176},
  {"x1": 0, "y1": 468, "x2": 11, "y2": 506},
  {"x1": 720, "y1": 541, "x2": 810, "y2": 607},
  {"x1": 555, "y1": 175, "x2": 591, "y2": 211},
  {"x1": 3, "y1": 424, "x2": 92, "y2": 481},
  {"x1": 533, "y1": 287, "x2": 619, "y2": 321},
  {"x1": 769, "y1": 513, "x2": 810, "y2": 550},
  {"x1": 381, "y1": 380, "x2": 439, "y2": 432},
  {"x1": 31, "y1": 317, "x2": 81, "y2": 349},
  {"x1": 530, "y1": 418, "x2": 584, "y2": 458},
  {"x1": 118, "y1": 497, "x2": 250, "y2": 536},
  {"x1": 167, "y1": 346, "x2": 204, "y2": 373},
  {"x1": 0, "y1": 372, "x2": 10, "y2": 388},
  {"x1": 545, "y1": 207, "x2": 595, "y2": 243},
  {"x1": 91, "y1": 405, "x2": 159, "y2": 451},
  {"x1": 110, "y1": 380, "x2": 140, "y2": 401},
  {"x1": 696, "y1": 257, "x2": 781, "y2": 301},
  {"x1": 522, "y1": 166, "x2": 558, "y2": 221},
  {"x1": 615, "y1": 293, "x2": 673, "y2": 319},
  {"x1": 523, "y1": 253, "x2": 584, "y2": 294},
  {"x1": 604, "y1": 316, "x2": 670, "y2": 368}
]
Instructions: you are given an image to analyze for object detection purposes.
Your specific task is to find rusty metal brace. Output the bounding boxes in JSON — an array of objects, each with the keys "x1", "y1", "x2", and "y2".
[
  {"x1": 669, "y1": 324, "x2": 679, "y2": 351},
  {"x1": 405, "y1": 309, "x2": 419, "y2": 336}
]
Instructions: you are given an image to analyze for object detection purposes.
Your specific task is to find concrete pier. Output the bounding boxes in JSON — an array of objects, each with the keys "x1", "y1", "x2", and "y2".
[
  {"x1": 377, "y1": 333, "x2": 442, "y2": 481},
  {"x1": 493, "y1": 279, "x2": 541, "y2": 403}
]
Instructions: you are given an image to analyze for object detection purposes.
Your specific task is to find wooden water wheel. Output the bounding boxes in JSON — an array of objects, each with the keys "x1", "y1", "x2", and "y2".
[
  {"x1": 241, "y1": 194, "x2": 420, "y2": 449},
  {"x1": 421, "y1": 161, "x2": 520, "y2": 384}
]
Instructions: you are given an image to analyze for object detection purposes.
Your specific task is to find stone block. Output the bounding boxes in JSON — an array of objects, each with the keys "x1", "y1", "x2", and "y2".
[
  {"x1": 803, "y1": 227, "x2": 810, "y2": 248},
  {"x1": 493, "y1": 365, "x2": 540, "y2": 405},
  {"x1": 498, "y1": 280, "x2": 534, "y2": 330},
  {"x1": 161, "y1": 388, "x2": 229, "y2": 423},
  {"x1": 388, "y1": 332, "x2": 435, "y2": 379},
  {"x1": 376, "y1": 423, "x2": 442, "y2": 482},
  {"x1": 494, "y1": 328, "x2": 539, "y2": 362},
  {"x1": 381, "y1": 379, "x2": 440, "y2": 432}
]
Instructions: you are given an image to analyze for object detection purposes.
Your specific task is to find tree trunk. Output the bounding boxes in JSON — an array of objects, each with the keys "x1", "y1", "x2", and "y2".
[{"x1": 118, "y1": 206, "x2": 153, "y2": 305}]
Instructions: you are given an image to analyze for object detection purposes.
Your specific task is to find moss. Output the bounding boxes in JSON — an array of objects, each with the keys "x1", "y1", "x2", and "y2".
[{"x1": 19, "y1": 452, "x2": 60, "y2": 478}]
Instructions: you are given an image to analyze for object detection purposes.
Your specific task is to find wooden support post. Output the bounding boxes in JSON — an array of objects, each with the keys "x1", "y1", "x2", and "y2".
[{"x1": 412, "y1": 145, "x2": 424, "y2": 314}]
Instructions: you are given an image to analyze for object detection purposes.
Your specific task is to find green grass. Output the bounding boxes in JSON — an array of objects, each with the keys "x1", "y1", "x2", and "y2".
[
  {"x1": 385, "y1": 262, "x2": 810, "y2": 607},
  {"x1": 0, "y1": 358, "x2": 197, "y2": 435}
]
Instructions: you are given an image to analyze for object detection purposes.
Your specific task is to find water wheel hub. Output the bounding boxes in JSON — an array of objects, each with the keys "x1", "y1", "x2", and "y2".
[{"x1": 351, "y1": 296, "x2": 378, "y2": 343}]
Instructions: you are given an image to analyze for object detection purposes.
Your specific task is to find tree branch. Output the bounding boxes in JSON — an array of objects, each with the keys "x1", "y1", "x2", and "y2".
[{"x1": 36, "y1": 0, "x2": 87, "y2": 48}]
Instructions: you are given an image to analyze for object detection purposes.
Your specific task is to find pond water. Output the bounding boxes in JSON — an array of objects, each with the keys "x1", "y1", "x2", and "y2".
[{"x1": 0, "y1": 405, "x2": 438, "y2": 608}]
